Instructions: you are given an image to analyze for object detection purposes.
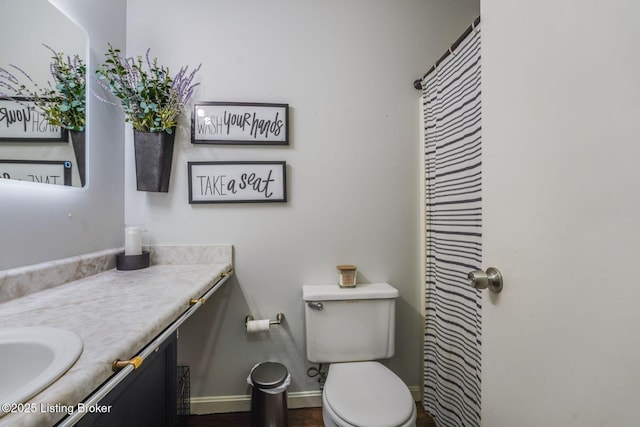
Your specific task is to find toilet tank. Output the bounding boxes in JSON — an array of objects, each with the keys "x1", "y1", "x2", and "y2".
[{"x1": 303, "y1": 282, "x2": 399, "y2": 363}]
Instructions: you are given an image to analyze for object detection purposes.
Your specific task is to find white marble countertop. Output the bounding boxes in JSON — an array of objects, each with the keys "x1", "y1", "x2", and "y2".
[{"x1": 0, "y1": 246, "x2": 232, "y2": 427}]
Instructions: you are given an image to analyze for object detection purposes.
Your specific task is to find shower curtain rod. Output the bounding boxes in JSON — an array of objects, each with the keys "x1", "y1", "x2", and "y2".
[{"x1": 413, "y1": 15, "x2": 481, "y2": 90}]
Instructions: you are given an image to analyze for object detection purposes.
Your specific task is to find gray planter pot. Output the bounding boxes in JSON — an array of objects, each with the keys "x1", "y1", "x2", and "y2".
[
  {"x1": 69, "y1": 130, "x2": 86, "y2": 187},
  {"x1": 133, "y1": 130, "x2": 176, "y2": 192}
]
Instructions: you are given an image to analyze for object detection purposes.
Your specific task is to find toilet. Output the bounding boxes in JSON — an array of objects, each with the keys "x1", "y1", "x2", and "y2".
[{"x1": 303, "y1": 282, "x2": 417, "y2": 427}]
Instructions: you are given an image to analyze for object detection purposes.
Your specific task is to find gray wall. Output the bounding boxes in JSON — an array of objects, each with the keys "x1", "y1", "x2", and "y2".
[
  {"x1": 0, "y1": 0, "x2": 126, "y2": 270},
  {"x1": 124, "y1": 0, "x2": 479, "y2": 400}
]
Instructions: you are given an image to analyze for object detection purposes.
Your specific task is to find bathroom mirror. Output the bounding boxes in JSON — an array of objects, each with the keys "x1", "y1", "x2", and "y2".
[{"x1": 0, "y1": 0, "x2": 87, "y2": 187}]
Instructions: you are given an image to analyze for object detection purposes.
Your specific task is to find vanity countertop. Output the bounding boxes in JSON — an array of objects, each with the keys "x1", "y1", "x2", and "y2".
[{"x1": 0, "y1": 247, "x2": 232, "y2": 427}]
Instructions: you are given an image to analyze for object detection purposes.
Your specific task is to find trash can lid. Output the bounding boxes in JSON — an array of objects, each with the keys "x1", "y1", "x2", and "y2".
[{"x1": 251, "y1": 362, "x2": 288, "y2": 389}]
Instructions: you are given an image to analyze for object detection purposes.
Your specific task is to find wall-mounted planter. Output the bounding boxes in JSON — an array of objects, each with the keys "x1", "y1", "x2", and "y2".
[
  {"x1": 69, "y1": 130, "x2": 86, "y2": 187},
  {"x1": 133, "y1": 130, "x2": 176, "y2": 192}
]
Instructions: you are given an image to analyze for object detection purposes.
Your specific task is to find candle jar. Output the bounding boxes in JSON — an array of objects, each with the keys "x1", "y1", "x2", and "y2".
[
  {"x1": 337, "y1": 265, "x2": 357, "y2": 288},
  {"x1": 118, "y1": 226, "x2": 149, "y2": 270},
  {"x1": 124, "y1": 226, "x2": 142, "y2": 256}
]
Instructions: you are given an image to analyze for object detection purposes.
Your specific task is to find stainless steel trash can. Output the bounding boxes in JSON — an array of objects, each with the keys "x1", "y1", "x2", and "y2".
[{"x1": 250, "y1": 362, "x2": 289, "y2": 427}]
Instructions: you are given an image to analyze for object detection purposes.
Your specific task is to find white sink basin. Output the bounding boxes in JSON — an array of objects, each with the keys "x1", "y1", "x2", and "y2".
[{"x1": 0, "y1": 327, "x2": 83, "y2": 417}]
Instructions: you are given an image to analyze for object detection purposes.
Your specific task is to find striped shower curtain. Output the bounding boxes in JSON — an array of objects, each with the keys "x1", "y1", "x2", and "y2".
[{"x1": 422, "y1": 23, "x2": 482, "y2": 427}]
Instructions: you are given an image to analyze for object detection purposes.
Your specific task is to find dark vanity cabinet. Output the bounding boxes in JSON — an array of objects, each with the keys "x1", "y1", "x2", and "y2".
[{"x1": 75, "y1": 332, "x2": 178, "y2": 427}]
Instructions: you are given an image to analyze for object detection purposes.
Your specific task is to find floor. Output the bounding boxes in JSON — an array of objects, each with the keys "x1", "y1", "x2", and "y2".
[{"x1": 185, "y1": 402, "x2": 436, "y2": 426}]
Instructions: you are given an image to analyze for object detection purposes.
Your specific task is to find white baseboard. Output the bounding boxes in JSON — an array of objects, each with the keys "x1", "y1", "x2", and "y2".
[
  {"x1": 409, "y1": 385, "x2": 422, "y2": 401},
  {"x1": 190, "y1": 386, "x2": 422, "y2": 415},
  {"x1": 190, "y1": 390, "x2": 322, "y2": 414}
]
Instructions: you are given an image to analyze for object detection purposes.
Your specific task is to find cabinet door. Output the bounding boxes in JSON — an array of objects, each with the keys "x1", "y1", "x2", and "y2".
[{"x1": 76, "y1": 332, "x2": 177, "y2": 427}]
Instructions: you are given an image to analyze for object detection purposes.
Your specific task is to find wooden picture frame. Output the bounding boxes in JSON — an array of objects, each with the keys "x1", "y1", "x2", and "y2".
[
  {"x1": 0, "y1": 159, "x2": 72, "y2": 185},
  {"x1": 0, "y1": 98, "x2": 68, "y2": 141},
  {"x1": 188, "y1": 161, "x2": 287, "y2": 203},
  {"x1": 191, "y1": 102, "x2": 288, "y2": 145}
]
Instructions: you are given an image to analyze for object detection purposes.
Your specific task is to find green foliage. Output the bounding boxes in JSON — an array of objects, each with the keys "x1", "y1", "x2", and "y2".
[
  {"x1": 95, "y1": 44, "x2": 200, "y2": 134},
  {"x1": 0, "y1": 46, "x2": 86, "y2": 131},
  {"x1": 39, "y1": 51, "x2": 86, "y2": 131}
]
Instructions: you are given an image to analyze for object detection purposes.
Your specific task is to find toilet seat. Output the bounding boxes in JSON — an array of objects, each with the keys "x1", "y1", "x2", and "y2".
[{"x1": 323, "y1": 361, "x2": 416, "y2": 427}]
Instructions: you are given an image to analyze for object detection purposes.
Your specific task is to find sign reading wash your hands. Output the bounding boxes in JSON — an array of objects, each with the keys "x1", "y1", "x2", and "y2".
[
  {"x1": 0, "y1": 99, "x2": 67, "y2": 141},
  {"x1": 191, "y1": 102, "x2": 288, "y2": 145},
  {"x1": 188, "y1": 161, "x2": 287, "y2": 203}
]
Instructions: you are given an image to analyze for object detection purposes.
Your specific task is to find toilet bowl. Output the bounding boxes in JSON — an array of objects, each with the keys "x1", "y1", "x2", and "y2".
[
  {"x1": 322, "y1": 362, "x2": 416, "y2": 427},
  {"x1": 302, "y1": 283, "x2": 417, "y2": 427}
]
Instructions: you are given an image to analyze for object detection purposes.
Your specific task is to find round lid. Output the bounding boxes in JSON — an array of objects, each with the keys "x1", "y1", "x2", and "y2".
[
  {"x1": 250, "y1": 362, "x2": 288, "y2": 389},
  {"x1": 324, "y1": 362, "x2": 414, "y2": 427}
]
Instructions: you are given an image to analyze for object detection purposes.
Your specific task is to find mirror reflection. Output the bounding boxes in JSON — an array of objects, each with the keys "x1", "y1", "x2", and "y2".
[{"x1": 0, "y1": 0, "x2": 87, "y2": 187}]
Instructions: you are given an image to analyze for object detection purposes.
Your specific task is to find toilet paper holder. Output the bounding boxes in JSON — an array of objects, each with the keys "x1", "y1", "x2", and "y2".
[{"x1": 245, "y1": 313, "x2": 284, "y2": 329}]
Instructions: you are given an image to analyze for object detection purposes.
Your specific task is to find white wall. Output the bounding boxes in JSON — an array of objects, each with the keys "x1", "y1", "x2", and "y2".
[
  {"x1": 125, "y1": 0, "x2": 479, "y2": 399},
  {"x1": 0, "y1": 0, "x2": 126, "y2": 270},
  {"x1": 482, "y1": 0, "x2": 640, "y2": 425}
]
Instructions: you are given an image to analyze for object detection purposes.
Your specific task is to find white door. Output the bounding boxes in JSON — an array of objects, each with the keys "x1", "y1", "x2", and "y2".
[{"x1": 481, "y1": 1, "x2": 640, "y2": 426}]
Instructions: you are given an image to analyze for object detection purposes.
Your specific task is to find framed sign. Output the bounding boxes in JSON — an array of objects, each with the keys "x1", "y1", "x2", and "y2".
[
  {"x1": 0, "y1": 98, "x2": 68, "y2": 141},
  {"x1": 191, "y1": 102, "x2": 288, "y2": 145},
  {"x1": 0, "y1": 159, "x2": 72, "y2": 186},
  {"x1": 188, "y1": 161, "x2": 287, "y2": 203}
]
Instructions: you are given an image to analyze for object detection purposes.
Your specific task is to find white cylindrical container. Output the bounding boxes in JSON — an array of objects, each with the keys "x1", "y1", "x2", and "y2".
[{"x1": 124, "y1": 227, "x2": 142, "y2": 256}]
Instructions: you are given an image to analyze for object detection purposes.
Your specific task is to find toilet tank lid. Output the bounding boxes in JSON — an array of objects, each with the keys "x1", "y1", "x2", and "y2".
[{"x1": 303, "y1": 282, "x2": 399, "y2": 301}]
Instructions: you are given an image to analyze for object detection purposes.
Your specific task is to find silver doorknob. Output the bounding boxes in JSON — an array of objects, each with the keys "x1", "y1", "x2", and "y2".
[{"x1": 467, "y1": 267, "x2": 503, "y2": 293}]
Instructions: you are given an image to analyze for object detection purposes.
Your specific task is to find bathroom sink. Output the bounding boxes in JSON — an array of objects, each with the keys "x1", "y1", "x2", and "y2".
[{"x1": 0, "y1": 327, "x2": 83, "y2": 417}]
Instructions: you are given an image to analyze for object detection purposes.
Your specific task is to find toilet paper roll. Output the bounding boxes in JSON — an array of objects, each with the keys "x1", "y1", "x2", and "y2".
[{"x1": 246, "y1": 319, "x2": 271, "y2": 333}]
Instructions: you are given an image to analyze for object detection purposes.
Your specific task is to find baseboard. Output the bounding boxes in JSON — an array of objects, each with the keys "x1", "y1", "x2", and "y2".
[
  {"x1": 190, "y1": 386, "x2": 422, "y2": 415},
  {"x1": 190, "y1": 391, "x2": 322, "y2": 414},
  {"x1": 409, "y1": 385, "x2": 421, "y2": 402}
]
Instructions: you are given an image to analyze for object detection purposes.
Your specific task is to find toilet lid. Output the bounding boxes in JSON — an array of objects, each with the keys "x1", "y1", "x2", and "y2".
[{"x1": 324, "y1": 361, "x2": 414, "y2": 427}]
